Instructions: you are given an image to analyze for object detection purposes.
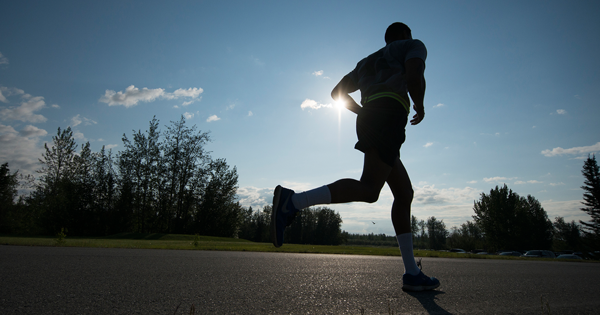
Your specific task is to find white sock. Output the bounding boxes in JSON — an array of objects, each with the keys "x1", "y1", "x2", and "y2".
[
  {"x1": 397, "y1": 233, "x2": 420, "y2": 276},
  {"x1": 291, "y1": 185, "x2": 331, "y2": 210}
]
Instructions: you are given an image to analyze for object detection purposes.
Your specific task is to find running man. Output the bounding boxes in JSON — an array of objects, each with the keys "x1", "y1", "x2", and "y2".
[{"x1": 272, "y1": 22, "x2": 440, "y2": 291}]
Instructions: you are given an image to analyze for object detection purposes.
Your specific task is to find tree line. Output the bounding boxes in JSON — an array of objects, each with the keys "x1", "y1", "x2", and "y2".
[
  {"x1": 1, "y1": 117, "x2": 242, "y2": 237},
  {"x1": 237, "y1": 205, "x2": 345, "y2": 246},
  {"x1": 1, "y1": 121, "x2": 598, "y2": 252},
  {"x1": 0, "y1": 116, "x2": 345, "y2": 245}
]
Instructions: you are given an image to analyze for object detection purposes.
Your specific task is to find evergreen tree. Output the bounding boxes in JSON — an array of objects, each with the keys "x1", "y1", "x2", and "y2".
[
  {"x1": 0, "y1": 163, "x2": 19, "y2": 233},
  {"x1": 579, "y1": 154, "x2": 600, "y2": 247}
]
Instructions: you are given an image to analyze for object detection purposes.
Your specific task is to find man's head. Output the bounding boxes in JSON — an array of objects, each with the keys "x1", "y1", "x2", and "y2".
[{"x1": 385, "y1": 22, "x2": 412, "y2": 44}]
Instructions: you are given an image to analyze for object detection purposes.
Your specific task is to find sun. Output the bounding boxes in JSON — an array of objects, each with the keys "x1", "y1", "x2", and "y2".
[{"x1": 334, "y1": 98, "x2": 346, "y2": 110}]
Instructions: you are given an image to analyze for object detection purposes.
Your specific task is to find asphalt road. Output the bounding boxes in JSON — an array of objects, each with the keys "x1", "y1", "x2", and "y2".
[{"x1": 1, "y1": 246, "x2": 599, "y2": 314}]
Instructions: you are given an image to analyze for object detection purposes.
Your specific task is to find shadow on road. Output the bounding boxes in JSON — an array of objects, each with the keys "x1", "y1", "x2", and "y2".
[{"x1": 406, "y1": 290, "x2": 451, "y2": 314}]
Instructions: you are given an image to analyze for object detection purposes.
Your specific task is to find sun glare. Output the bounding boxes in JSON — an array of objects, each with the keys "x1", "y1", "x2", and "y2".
[{"x1": 334, "y1": 98, "x2": 346, "y2": 110}]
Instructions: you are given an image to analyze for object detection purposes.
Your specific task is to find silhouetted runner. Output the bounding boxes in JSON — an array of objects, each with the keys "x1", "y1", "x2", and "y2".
[{"x1": 272, "y1": 22, "x2": 439, "y2": 291}]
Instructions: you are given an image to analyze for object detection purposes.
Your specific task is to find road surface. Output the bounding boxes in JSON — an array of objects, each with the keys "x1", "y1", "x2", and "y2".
[{"x1": 1, "y1": 245, "x2": 599, "y2": 314}]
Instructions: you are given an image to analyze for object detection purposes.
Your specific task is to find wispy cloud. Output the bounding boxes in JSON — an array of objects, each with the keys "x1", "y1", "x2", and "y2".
[
  {"x1": 0, "y1": 52, "x2": 8, "y2": 65},
  {"x1": 312, "y1": 70, "x2": 324, "y2": 77},
  {"x1": 184, "y1": 112, "x2": 194, "y2": 119},
  {"x1": 514, "y1": 180, "x2": 542, "y2": 185},
  {"x1": 423, "y1": 142, "x2": 433, "y2": 148},
  {"x1": 300, "y1": 99, "x2": 332, "y2": 110},
  {"x1": 483, "y1": 176, "x2": 516, "y2": 183},
  {"x1": 206, "y1": 115, "x2": 220, "y2": 122},
  {"x1": 433, "y1": 103, "x2": 444, "y2": 108},
  {"x1": 541, "y1": 142, "x2": 600, "y2": 157},
  {"x1": 71, "y1": 114, "x2": 97, "y2": 127},
  {"x1": 248, "y1": 111, "x2": 253, "y2": 117},
  {"x1": 556, "y1": 109, "x2": 567, "y2": 115},
  {"x1": 99, "y1": 85, "x2": 203, "y2": 108}
]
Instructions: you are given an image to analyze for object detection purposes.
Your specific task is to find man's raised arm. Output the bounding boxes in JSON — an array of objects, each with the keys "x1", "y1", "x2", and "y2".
[
  {"x1": 331, "y1": 75, "x2": 361, "y2": 114},
  {"x1": 406, "y1": 58, "x2": 426, "y2": 125}
]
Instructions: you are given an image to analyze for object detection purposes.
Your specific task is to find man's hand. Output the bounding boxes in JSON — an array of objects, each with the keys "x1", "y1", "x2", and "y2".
[
  {"x1": 410, "y1": 104, "x2": 425, "y2": 125},
  {"x1": 331, "y1": 75, "x2": 361, "y2": 114}
]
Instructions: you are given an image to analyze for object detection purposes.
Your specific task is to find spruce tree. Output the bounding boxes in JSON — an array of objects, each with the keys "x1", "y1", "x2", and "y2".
[{"x1": 579, "y1": 154, "x2": 600, "y2": 246}]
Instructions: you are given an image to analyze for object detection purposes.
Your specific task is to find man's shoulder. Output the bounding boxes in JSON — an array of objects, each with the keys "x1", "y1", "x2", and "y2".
[{"x1": 388, "y1": 39, "x2": 426, "y2": 50}]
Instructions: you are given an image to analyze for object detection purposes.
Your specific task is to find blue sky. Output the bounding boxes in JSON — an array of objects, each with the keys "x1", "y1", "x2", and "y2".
[{"x1": 1, "y1": 0, "x2": 599, "y2": 235}]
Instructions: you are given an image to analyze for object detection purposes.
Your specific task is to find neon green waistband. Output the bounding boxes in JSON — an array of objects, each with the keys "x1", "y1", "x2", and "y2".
[{"x1": 362, "y1": 92, "x2": 410, "y2": 114}]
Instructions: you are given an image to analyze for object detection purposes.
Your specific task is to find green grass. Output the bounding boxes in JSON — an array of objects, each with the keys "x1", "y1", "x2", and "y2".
[{"x1": 0, "y1": 233, "x2": 595, "y2": 262}]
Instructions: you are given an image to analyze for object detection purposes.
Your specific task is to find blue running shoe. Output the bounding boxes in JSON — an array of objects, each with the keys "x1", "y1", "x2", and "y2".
[
  {"x1": 402, "y1": 271, "x2": 440, "y2": 291},
  {"x1": 272, "y1": 185, "x2": 299, "y2": 248}
]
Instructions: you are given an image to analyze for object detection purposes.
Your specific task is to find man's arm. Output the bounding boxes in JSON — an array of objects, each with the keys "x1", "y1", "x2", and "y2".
[
  {"x1": 406, "y1": 58, "x2": 426, "y2": 125},
  {"x1": 331, "y1": 75, "x2": 361, "y2": 114}
]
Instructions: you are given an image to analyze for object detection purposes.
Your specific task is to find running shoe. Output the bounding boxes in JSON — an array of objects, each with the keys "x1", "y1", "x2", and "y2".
[
  {"x1": 402, "y1": 271, "x2": 440, "y2": 291},
  {"x1": 271, "y1": 185, "x2": 299, "y2": 247}
]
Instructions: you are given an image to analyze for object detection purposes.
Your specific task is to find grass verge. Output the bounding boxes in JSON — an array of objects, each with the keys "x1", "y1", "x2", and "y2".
[{"x1": 0, "y1": 234, "x2": 595, "y2": 262}]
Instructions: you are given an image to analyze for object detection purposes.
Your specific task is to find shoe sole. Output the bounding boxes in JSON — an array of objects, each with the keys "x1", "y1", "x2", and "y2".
[
  {"x1": 402, "y1": 282, "x2": 440, "y2": 292},
  {"x1": 271, "y1": 185, "x2": 282, "y2": 248}
]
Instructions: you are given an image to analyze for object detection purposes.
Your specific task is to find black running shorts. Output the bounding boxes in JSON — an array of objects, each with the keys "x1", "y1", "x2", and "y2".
[{"x1": 354, "y1": 97, "x2": 408, "y2": 167}]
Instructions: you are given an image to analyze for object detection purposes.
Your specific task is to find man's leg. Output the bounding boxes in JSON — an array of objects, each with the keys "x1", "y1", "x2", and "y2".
[
  {"x1": 328, "y1": 147, "x2": 392, "y2": 203},
  {"x1": 386, "y1": 158, "x2": 440, "y2": 291}
]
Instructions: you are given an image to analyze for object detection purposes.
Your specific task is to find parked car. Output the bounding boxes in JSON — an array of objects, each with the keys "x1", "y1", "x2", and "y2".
[
  {"x1": 476, "y1": 251, "x2": 488, "y2": 255},
  {"x1": 556, "y1": 254, "x2": 583, "y2": 260},
  {"x1": 449, "y1": 248, "x2": 466, "y2": 253},
  {"x1": 523, "y1": 250, "x2": 555, "y2": 258},
  {"x1": 499, "y1": 251, "x2": 522, "y2": 257}
]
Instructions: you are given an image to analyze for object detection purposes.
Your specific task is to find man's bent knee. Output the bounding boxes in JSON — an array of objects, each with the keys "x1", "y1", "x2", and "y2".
[{"x1": 364, "y1": 188, "x2": 381, "y2": 203}]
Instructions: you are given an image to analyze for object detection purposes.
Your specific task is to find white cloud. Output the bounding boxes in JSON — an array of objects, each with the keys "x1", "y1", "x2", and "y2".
[
  {"x1": 71, "y1": 114, "x2": 97, "y2": 127},
  {"x1": 483, "y1": 176, "x2": 516, "y2": 183},
  {"x1": 170, "y1": 87, "x2": 203, "y2": 99},
  {"x1": 514, "y1": 180, "x2": 542, "y2": 185},
  {"x1": 300, "y1": 99, "x2": 332, "y2": 110},
  {"x1": 236, "y1": 186, "x2": 273, "y2": 209},
  {"x1": 181, "y1": 100, "x2": 194, "y2": 107},
  {"x1": 105, "y1": 144, "x2": 118, "y2": 150},
  {"x1": 413, "y1": 184, "x2": 480, "y2": 205},
  {"x1": 19, "y1": 125, "x2": 47, "y2": 138},
  {"x1": 0, "y1": 52, "x2": 8, "y2": 65},
  {"x1": 0, "y1": 123, "x2": 47, "y2": 176},
  {"x1": 549, "y1": 182, "x2": 565, "y2": 186},
  {"x1": 312, "y1": 70, "x2": 324, "y2": 76},
  {"x1": 556, "y1": 109, "x2": 567, "y2": 115},
  {"x1": 248, "y1": 111, "x2": 253, "y2": 117},
  {"x1": 433, "y1": 103, "x2": 444, "y2": 108},
  {"x1": 423, "y1": 142, "x2": 433, "y2": 148},
  {"x1": 51, "y1": 104, "x2": 60, "y2": 109},
  {"x1": 207, "y1": 115, "x2": 220, "y2": 122},
  {"x1": 99, "y1": 85, "x2": 203, "y2": 108},
  {"x1": 541, "y1": 142, "x2": 600, "y2": 157},
  {"x1": 183, "y1": 112, "x2": 194, "y2": 119},
  {"x1": 467, "y1": 180, "x2": 478, "y2": 184},
  {"x1": 0, "y1": 91, "x2": 47, "y2": 123},
  {"x1": 72, "y1": 130, "x2": 86, "y2": 141}
]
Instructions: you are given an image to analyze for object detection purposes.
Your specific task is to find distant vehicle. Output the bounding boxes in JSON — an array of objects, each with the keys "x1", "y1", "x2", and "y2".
[
  {"x1": 449, "y1": 248, "x2": 466, "y2": 253},
  {"x1": 556, "y1": 254, "x2": 583, "y2": 260},
  {"x1": 523, "y1": 250, "x2": 555, "y2": 258},
  {"x1": 499, "y1": 251, "x2": 522, "y2": 257},
  {"x1": 476, "y1": 252, "x2": 488, "y2": 255}
]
